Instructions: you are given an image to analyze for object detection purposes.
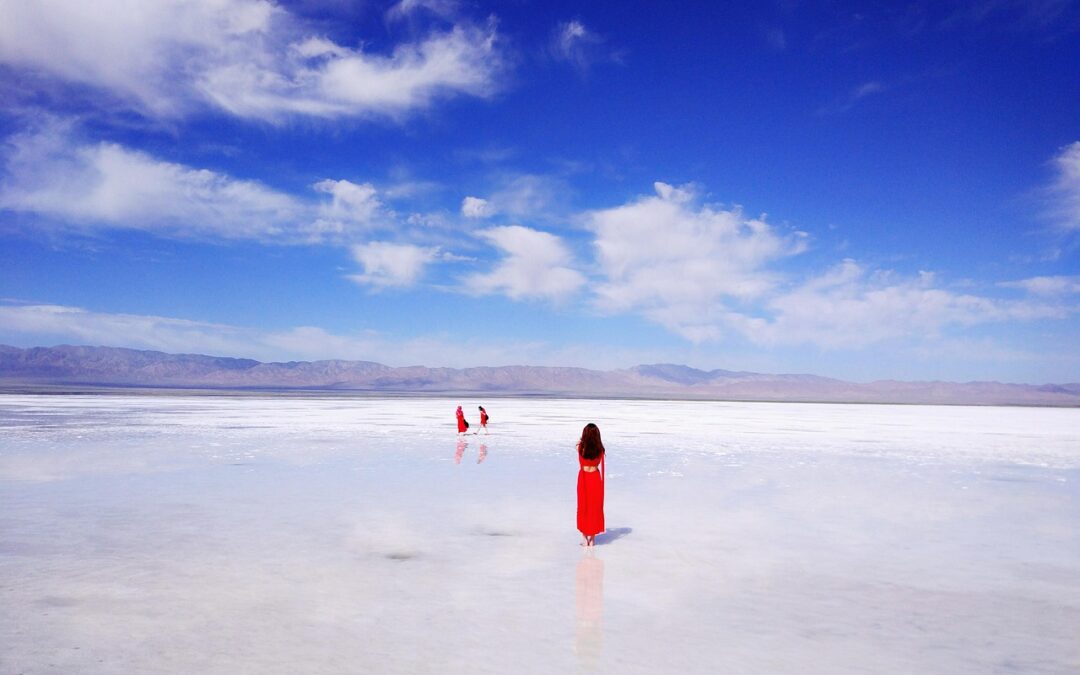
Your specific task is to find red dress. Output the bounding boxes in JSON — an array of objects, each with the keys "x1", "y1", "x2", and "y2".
[
  {"x1": 456, "y1": 409, "x2": 467, "y2": 433},
  {"x1": 577, "y1": 451, "x2": 605, "y2": 536}
]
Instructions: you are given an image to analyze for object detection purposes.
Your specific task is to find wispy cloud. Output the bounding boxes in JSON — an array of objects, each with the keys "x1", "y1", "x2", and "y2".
[
  {"x1": 463, "y1": 225, "x2": 585, "y2": 301},
  {"x1": 385, "y1": 0, "x2": 459, "y2": 22},
  {"x1": 466, "y1": 174, "x2": 567, "y2": 220},
  {"x1": 0, "y1": 0, "x2": 504, "y2": 122},
  {"x1": 999, "y1": 275, "x2": 1080, "y2": 295},
  {"x1": 942, "y1": 0, "x2": 1080, "y2": 34},
  {"x1": 0, "y1": 303, "x2": 256, "y2": 358},
  {"x1": 810, "y1": 1, "x2": 1080, "y2": 52},
  {"x1": 1046, "y1": 140, "x2": 1080, "y2": 231},
  {"x1": 818, "y1": 80, "x2": 888, "y2": 115},
  {"x1": 764, "y1": 26, "x2": 787, "y2": 51},
  {"x1": 0, "y1": 302, "x2": 660, "y2": 369},
  {"x1": 853, "y1": 81, "x2": 886, "y2": 98},
  {"x1": 743, "y1": 261, "x2": 1068, "y2": 349},
  {"x1": 549, "y1": 19, "x2": 622, "y2": 73}
]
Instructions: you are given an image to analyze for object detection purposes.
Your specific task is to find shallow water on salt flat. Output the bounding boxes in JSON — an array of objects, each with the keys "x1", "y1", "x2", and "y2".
[{"x1": 1, "y1": 395, "x2": 1078, "y2": 674}]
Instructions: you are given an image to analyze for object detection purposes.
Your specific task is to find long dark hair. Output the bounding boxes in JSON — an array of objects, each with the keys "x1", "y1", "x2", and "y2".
[{"x1": 578, "y1": 423, "x2": 605, "y2": 460}]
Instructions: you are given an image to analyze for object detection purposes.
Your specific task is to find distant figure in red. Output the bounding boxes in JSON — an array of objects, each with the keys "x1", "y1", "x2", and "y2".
[
  {"x1": 456, "y1": 406, "x2": 469, "y2": 434},
  {"x1": 478, "y1": 406, "x2": 489, "y2": 433},
  {"x1": 576, "y1": 422, "x2": 605, "y2": 547}
]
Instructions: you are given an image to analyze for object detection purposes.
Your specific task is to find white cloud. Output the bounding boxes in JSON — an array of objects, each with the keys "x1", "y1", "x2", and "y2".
[
  {"x1": 0, "y1": 123, "x2": 386, "y2": 243},
  {"x1": 464, "y1": 225, "x2": 585, "y2": 301},
  {"x1": 736, "y1": 260, "x2": 1069, "y2": 348},
  {"x1": 0, "y1": 122, "x2": 305, "y2": 239},
  {"x1": 1047, "y1": 141, "x2": 1080, "y2": 231},
  {"x1": 999, "y1": 275, "x2": 1080, "y2": 295},
  {"x1": 0, "y1": 0, "x2": 503, "y2": 122},
  {"x1": 204, "y1": 21, "x2": 501, "y2": 121},
  {"x1": 0, "y1": 0, "x2": 277, "y2": 117},
  {"x1": 348, "y1": 241, "x2": 439, "y2": 289},
  {"x1": 314, "y1": 180, "x2": 381, "y2": 221},
  {"x1": 587, "y1": 182, "x2": 807, "y2": 341},
  {"x1": 582, "y1": 182, "x2": 1074, "y2": 348},
  {"x1": 461, "y1": 196, "x2": 493, "y2": 218}
]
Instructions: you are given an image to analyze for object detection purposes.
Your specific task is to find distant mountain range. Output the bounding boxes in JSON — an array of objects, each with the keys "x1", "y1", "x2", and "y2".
[{"x1": 2, "y1": 344, "x2": 1079, "y2": 406}]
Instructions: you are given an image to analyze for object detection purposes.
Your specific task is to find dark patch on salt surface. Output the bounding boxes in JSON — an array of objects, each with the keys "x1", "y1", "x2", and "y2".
[
  {"x1": 385, "y1": 552, "x2": 417, "y2": 561},
  {"x1": 38, "y1": 596, "x2": 79, "y2": 607},
  {"x1": 483, "y1": 531, "x2": 513, "y2": 537}
]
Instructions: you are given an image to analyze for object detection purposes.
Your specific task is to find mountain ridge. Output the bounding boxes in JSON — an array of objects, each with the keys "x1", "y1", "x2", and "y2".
[{"x1": 1, "y1": 344, "x2": 1078, "y2": 406}]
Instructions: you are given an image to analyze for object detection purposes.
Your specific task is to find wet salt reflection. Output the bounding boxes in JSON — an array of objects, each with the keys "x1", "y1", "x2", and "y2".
[
  {"x1": 453, "y1": 440, "x2": 489, "y2": 464},
  {"x1": 2, "y1": 395, "x2": 1077, "y2": 673},
  {"x1": 574, "y1": 550, "x2": 604, "y2": 668}
]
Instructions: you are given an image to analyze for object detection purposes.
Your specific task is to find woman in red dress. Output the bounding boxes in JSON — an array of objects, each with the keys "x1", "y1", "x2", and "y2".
[
  {"x1": 478, "y1": 406, "x2": 489, "y2": 433},
  {"x1": 456, "y1": 406, "x2": 469, "y2": 434},
  {"x1": 576, "y1": 423, "x2": 605, "y2": 547}
]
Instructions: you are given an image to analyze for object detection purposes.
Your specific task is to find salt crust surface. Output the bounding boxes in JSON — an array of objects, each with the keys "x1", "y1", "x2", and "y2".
[{"x1": 1, "y1": 395, "x2": 1078, "y2": 673}]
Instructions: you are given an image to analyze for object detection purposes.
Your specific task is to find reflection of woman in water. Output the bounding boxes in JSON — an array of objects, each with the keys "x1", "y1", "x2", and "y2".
[
  {"x1": 456, "y1": 406, "x2": 469, "y2": 434},
  {"x1": 575, "y1": 549, "x2": 604, "y2": 666},
  {"x1": 478, "y1": 406, "x2": 489, "y2": 433},
  {"x1": 576, "y1": 423, "x2": 605, "y2": 547}
]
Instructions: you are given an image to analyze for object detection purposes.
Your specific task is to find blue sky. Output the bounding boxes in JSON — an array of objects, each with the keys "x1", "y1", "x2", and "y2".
[{"x1": 1, "y1": 0, "x2": 1078, "y2": 383}]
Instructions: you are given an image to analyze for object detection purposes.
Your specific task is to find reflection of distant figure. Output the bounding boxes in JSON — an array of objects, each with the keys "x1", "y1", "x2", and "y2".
[
  {"x1": 576, "y1": 423, "x2": 606, "y2": 547},
  {"x1": 456, "y1": 406, "x2": 469, "y2": 435},
  {"x1": 575, "y1": 550, "x2": 604, "y2": 667},
  {"x1": 478, "y1": 405, "x2": 489, "y2": 433},
  {"x1": 455, "y1": 439, "x2": 467, "y2": 464},
  {"x1": 477, "y1": 443, "x2": 488, "y2": 464}
]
